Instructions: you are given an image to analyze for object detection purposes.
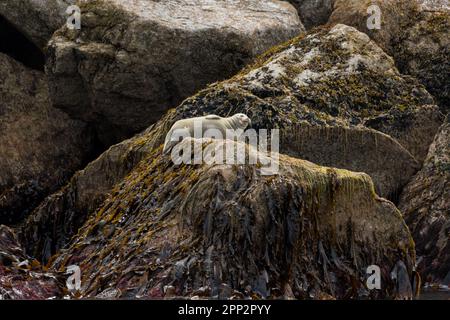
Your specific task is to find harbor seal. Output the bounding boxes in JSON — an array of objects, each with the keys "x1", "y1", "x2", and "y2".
[{"x1": 163, "y1": 113, "x2": 251, "y2": 154}]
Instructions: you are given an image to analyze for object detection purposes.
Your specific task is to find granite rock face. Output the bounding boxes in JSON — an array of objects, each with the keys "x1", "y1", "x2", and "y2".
[
  {"x1": 399, "y1": 117, "x2": 450, "y2": 285},
  {"x1": 45, "y1": 0, "x2": 304, "y2": 146},
  {"x1": 0, "y1": 53, "x2": 95, "y2": 224}
]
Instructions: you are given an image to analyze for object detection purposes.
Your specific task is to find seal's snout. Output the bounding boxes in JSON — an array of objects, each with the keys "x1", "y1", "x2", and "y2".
[{"x1": 236, "y1": 113, "x2": 251, "y2": 129}]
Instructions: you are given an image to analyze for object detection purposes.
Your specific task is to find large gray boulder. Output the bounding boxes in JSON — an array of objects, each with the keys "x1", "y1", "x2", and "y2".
[
  {"x1": 46, "y1": 0, "x2": 304, "y2": 145},
  {"x1": 0, "y1": 53, "x2": 95, "y2": 224},
  {"x1": 399, "y1": 117, "x2": 450, "y2": 285}
]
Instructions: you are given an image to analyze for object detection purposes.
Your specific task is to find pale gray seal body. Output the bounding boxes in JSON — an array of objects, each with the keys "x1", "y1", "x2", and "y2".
[{"x1": 163, "y1": 113, "x2": 251, "y2": 153}]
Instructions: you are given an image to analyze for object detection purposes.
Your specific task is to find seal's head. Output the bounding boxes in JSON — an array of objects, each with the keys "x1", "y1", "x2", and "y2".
[{"x1": 233, "y1": 113, "x2": 252, "y2": 129}]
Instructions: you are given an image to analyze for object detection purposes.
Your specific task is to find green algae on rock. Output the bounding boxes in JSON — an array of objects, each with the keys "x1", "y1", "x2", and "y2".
[
  {"x1": 49, "y1": 139, "x2": 415, "y2": 299},
  {"x1": 139, "y1": 24, "x2": 433, "y2": 199}
]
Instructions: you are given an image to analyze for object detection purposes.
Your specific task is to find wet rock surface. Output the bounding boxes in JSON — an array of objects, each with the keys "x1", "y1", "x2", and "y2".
[
  {"x1": 0, "y1": 53, "x2": 96, "y2": 224},
  {"x1": 46, "y1": 0, "x2": 304, "y2": 146},
  {"x1": 0, "y1": 225, "x2": 64, "y2": 299},
  {"x1": 48, "y1": 139, "x2": 414, "y2": 299},
  {"x1": 399, "y1": 116, "x2": 450, "y2": 284},
  {"x1": 365, "y1": 105, "x2": 444, "y2": 162}
]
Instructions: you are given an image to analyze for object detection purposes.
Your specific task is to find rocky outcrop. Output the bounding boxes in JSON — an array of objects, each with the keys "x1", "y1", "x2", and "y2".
[
  {"x1": 0, "y1": 225, "x2": 64, "y2": 299},
  {"x1": 47, "y1": 139, "x2": 414, "y2": 299},
  {"x1": 328, "y1": 0, "x2": 420, "y2": 55},
  {"x1": 328, "y1": 0, "x2": 449, "y2": 112},
  {"x1": 395, "y1": 11, "x2": 449, "y2": 111},
  {"x1": 365, "y1": 105, "x2": 444, "y2": 162},
  {"x1": 399, "y1": 117, "x2": 450, "y2": 285},
  {"x1": 145, "y1": 24, "x2": 432, "y2": 199},
  {"x1": 288, "y1": 0, "x2": 334, "y2": 29},
  {"x1": 45, "y1": 0, "x2": 304, "y2": 146},
  {"x1": 21, "y1": 127, "x2": 158, "y2": 261},
  {"x1": 0, "y1": 0, "x2": 75, "y2": 50},
  {"x1": 0, "y1": 53, "x2": 96, "y2": 224},
  {"x1": 21, "y1": 24, "x2": 435, "y2": 262}
]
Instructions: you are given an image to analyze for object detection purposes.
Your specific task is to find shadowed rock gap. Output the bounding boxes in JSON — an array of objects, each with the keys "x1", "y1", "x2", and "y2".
[{"x1": 0, "y1": 15, "x2": 45, "y2": 71}]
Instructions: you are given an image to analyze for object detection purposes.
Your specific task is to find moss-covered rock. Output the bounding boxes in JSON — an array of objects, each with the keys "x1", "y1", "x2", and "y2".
[
  {"x1": 45, "y1": 0, "x2": 304, "y2": 146},
  {"x1": 328, "y1": 0, "x2": 449, "y2": 112},
  {"x1": 48, "y1": 139, "x2": 415, "y2": 299},
  {"x1": 399, "y1": 116, "x2": 450, "y2": 285},
  {"x1": 287, "y1": 0, "x2": 334, "y2": 29},
  {"x1": 142, "y1": 24, "x2": 433, "y2": 199},
  {"x1": 395, "y1": 11, "x2": 449, "y2": 112},
  {"x1": 21, "y1": 24, "x2": 435, "y2": 263}
]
